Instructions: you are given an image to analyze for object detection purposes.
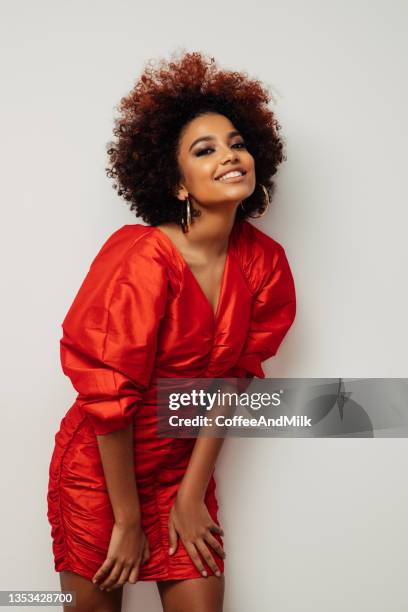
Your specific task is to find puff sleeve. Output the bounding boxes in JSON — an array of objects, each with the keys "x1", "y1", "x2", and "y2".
[
  {"x1": 227, "y1": 242, "x2": 296, "y2": 380},
  {"x1": 60, "y1": 228, "x2": 168, "y2": 435}
]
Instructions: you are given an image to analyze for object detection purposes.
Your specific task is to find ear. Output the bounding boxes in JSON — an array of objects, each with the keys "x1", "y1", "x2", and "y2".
[{"x1": 174, "y1": 183, "x2": 188, "y2": 202}]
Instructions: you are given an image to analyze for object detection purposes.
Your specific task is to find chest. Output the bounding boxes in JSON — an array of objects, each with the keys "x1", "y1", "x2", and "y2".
[
  {"x1": 187, "y1": 255, "x2": 228, "y2": 315},
  {"x1": 155, "y1": 253, "x2": 254, "y2": 376}
]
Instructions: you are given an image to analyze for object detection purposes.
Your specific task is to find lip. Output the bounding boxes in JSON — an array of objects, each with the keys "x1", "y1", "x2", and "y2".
[
  {"x1": 215, "y1": 167, "x2": 247, "y2": 181},
  {"x1": 216, "y1": 173, "x2": 247, "y2": 184}
]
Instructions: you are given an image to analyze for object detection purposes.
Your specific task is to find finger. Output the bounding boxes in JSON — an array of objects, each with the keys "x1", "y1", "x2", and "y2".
[
  {"x1": 128, "y1": 563, "x2": 140, "y2": 584},
  {"x1": 204, "y1": 531, "x2": 227, "y2": 560},
  {"x1": 140, "y1": 546, "x2": 148, "y2": 565},
  {"x1": 185, "y1": 541, "x2": 208, "y2": 577},
  {"x1": 210, "y1": 522, "x2": 224, "y2": 536},
  {"x1": 168, "y1": 520, "x2": 178, "y2": 555},
  {"x1": 108, "y1": 564, "x2": 131, "y2": 590},
  {"x1": 195, "y1": 538, "x2": 222, "y2": 577},
  {"x1": 141, "y1": 541, "x2": 150, "y2": 565},
  {"x1": 92, "y1": 557, "x2": 115, "y2": 584},
  {"x1": 99, "y1": 562, "x2": 123, "y2": 590}
]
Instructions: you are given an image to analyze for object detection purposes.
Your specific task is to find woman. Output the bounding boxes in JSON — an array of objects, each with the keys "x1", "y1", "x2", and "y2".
[{"x1": 47, "y1": 51, "x2": 296, "y2": 612}]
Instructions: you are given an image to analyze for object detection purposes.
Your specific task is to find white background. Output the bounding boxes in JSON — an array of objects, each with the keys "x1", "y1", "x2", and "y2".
[{"x1": 1, "y1": 0, "x2": 407, "y2": 610}]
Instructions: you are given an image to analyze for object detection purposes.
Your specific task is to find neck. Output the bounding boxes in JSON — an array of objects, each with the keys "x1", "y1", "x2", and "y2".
[
  {"x1": 179, "y1": 201, "x2": 239, "y2": 259},
  {"x1": 156, "y1": 200, "x2": 241, "y2": 263}
]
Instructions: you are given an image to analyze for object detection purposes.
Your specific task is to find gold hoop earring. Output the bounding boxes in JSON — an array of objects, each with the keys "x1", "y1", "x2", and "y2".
[
  {"x1": 181, "y1": 194, "x2": 192, "y2": 233},
  {"x1": 240, "y1": 184, "x2": 270, "y2": 218}
]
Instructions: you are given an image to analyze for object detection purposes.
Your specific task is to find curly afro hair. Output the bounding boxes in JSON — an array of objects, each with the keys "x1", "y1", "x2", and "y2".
[{"x1": 106, "y1": 50, "x2": 286, "y2": 227}]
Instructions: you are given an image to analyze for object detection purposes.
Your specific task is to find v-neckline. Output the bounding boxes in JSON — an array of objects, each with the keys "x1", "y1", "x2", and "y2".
[{"x1": 152, "y1": 224, "x2": 235, "y2": 322}]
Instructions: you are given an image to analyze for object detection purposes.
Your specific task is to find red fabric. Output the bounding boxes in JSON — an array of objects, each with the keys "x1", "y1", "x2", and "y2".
[{"x1": 47, "y1": 220, "x2": 296, "y2": 581}]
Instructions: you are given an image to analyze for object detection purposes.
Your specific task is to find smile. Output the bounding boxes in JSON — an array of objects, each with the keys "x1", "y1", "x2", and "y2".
[{"x1": 216, "y1": 170, "x2": 247, "y2": 182}]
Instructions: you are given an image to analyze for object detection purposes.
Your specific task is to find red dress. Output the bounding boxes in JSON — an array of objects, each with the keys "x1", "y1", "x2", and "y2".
[{"x1": 47, "y1": 219, "x2": 296, "y2": 582}]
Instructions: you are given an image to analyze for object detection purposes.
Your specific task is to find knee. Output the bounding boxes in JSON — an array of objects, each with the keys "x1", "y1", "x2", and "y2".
[
  {"x1": 60, "y1": 570, "x2": 123, "y2": 612},
  {"x1": 157, "y1": 575, "x2": 224, "y2": 612}
]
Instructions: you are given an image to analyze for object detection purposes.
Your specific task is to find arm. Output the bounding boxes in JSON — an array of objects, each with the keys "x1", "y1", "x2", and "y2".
[
  {"x1": 91, "y1": 423, "x2": 150, "y2": 590},
  {"x1": 59, "y1": 230, "x2": 169, "y2": 589},
  {"x1": 168, "y1": 436, "x2": 226, "y2": 579},
  {"x1": 168, "y1": 381, "x2": 238, "y2": 578},
  {"x1": 232, "y1": 243, "x2": 296, "y2": 378},
  {"x1": 96, "y1": 424, "x2": 141, "y2": 527},
  {"x1": 177, "y1": 436, "x2": 224, "y2": 503},
  {"x1": 178, "y1": 378, "x2": 238, "y2": 501}
]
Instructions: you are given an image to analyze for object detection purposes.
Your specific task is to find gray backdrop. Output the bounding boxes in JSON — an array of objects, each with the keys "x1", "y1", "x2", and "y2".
[{"x1": 1, "y1": 0, "x2": 407, "y2": 610}]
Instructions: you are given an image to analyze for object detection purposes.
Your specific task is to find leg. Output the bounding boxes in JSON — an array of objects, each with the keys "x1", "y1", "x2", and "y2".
[
  {"x1": 156, "y1": 575, "x2": 225, "y2": 612},
  {"x1": 59, "y1": 570, "x2": 123, "y2": 612}
]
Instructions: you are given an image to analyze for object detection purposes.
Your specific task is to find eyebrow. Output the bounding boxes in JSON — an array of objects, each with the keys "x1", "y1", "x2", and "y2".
[{"x1": 188, "y1": 130, "x2": 242, "y2": 151}]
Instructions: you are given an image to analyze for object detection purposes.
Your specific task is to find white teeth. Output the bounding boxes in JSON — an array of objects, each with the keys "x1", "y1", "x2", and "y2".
[{"x1": 218, "y1": 170, "x2": 244, "y2": 181}]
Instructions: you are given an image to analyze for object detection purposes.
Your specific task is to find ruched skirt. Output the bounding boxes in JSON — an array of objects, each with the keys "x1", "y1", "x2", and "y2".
[{"x1": 47, "y1": 398, "x2": 224, "y2": 582}]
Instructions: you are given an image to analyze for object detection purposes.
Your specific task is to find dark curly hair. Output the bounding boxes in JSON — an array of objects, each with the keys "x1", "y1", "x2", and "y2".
[{"x1": 106, "y1": 50, "x2": 286, "y2": 227}]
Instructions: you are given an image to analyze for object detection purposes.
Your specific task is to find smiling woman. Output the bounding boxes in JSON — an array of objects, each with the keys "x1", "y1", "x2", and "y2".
[
  {"x1": 105, "y1": 51, "x2": 286, "y2": 227},
  {"x1": 170, "y1": 112, "x2": 256, "y2": 229},
  {"x1": 47, "y1": 50, "x2": 296, "y2": 612}
]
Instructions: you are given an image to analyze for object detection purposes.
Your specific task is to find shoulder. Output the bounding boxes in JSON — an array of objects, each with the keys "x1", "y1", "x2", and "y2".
[
  {"x1": 86, "y1": 223, "x2": 181, "y2": 286},
  {"x1": 63, "y1": 225, "x2": 170, "y2": 324},
  {"x1": 233, "y1": 220, "x2": 288, "y2": 293},
  {"x1": 75, "y1": 224, "x2": 174, "y2": 300},
  {"x1": 93, "y1": 223, "x2": 169, "y2": 266},
  {"x1": 236, "y1": 219, "x2": 286, "y2": 257}
]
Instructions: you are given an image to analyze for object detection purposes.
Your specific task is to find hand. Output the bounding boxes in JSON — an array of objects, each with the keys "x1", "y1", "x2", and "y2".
[
  {"x1": 92, "y1": 521, "x2": 150, "y2": 590},
  {"x1": 168, "y1": 494, "x2": 226, "y2": 578}
]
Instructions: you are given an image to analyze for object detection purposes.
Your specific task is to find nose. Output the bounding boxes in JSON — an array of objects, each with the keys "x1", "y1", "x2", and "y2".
[{"x1": 220, "y1": 147, "x2": 239, "y2": 165}]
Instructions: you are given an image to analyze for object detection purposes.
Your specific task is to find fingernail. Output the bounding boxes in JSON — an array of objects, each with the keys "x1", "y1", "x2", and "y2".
[
  {"x1": 168, "y1": 547, "x2": 173, "y2": 555},
  {"x1": 216, "y1": 570, "x2": 221, "y2": 577},
  {"x1": 202, "y1": 570, "x2": 207, "y2": 577}
]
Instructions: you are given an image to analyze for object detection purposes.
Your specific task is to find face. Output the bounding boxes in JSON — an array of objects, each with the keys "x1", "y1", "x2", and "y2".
[{"x1": 175, "y1": 112, "x2": 256, "y2": 209}]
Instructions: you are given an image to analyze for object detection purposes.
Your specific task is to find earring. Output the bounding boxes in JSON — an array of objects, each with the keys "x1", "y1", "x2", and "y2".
[
  {"x1": 240, "y1": 184, "x2": 270, "y2": 218},
  {"x1": 181, "y1": 194, "x2": 192, "y2": 233}
]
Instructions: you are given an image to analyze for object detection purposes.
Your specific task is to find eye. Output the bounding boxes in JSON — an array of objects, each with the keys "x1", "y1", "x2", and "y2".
[
  {"x1": 232, "y1": 141, "x2": 246, "y2": 149},
  {"x1": 195, "y1": 147, "x2": 214, "y2": 157},
  {"x1": 195, "y1": 141, "x2": 247, "y2": 157}
]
